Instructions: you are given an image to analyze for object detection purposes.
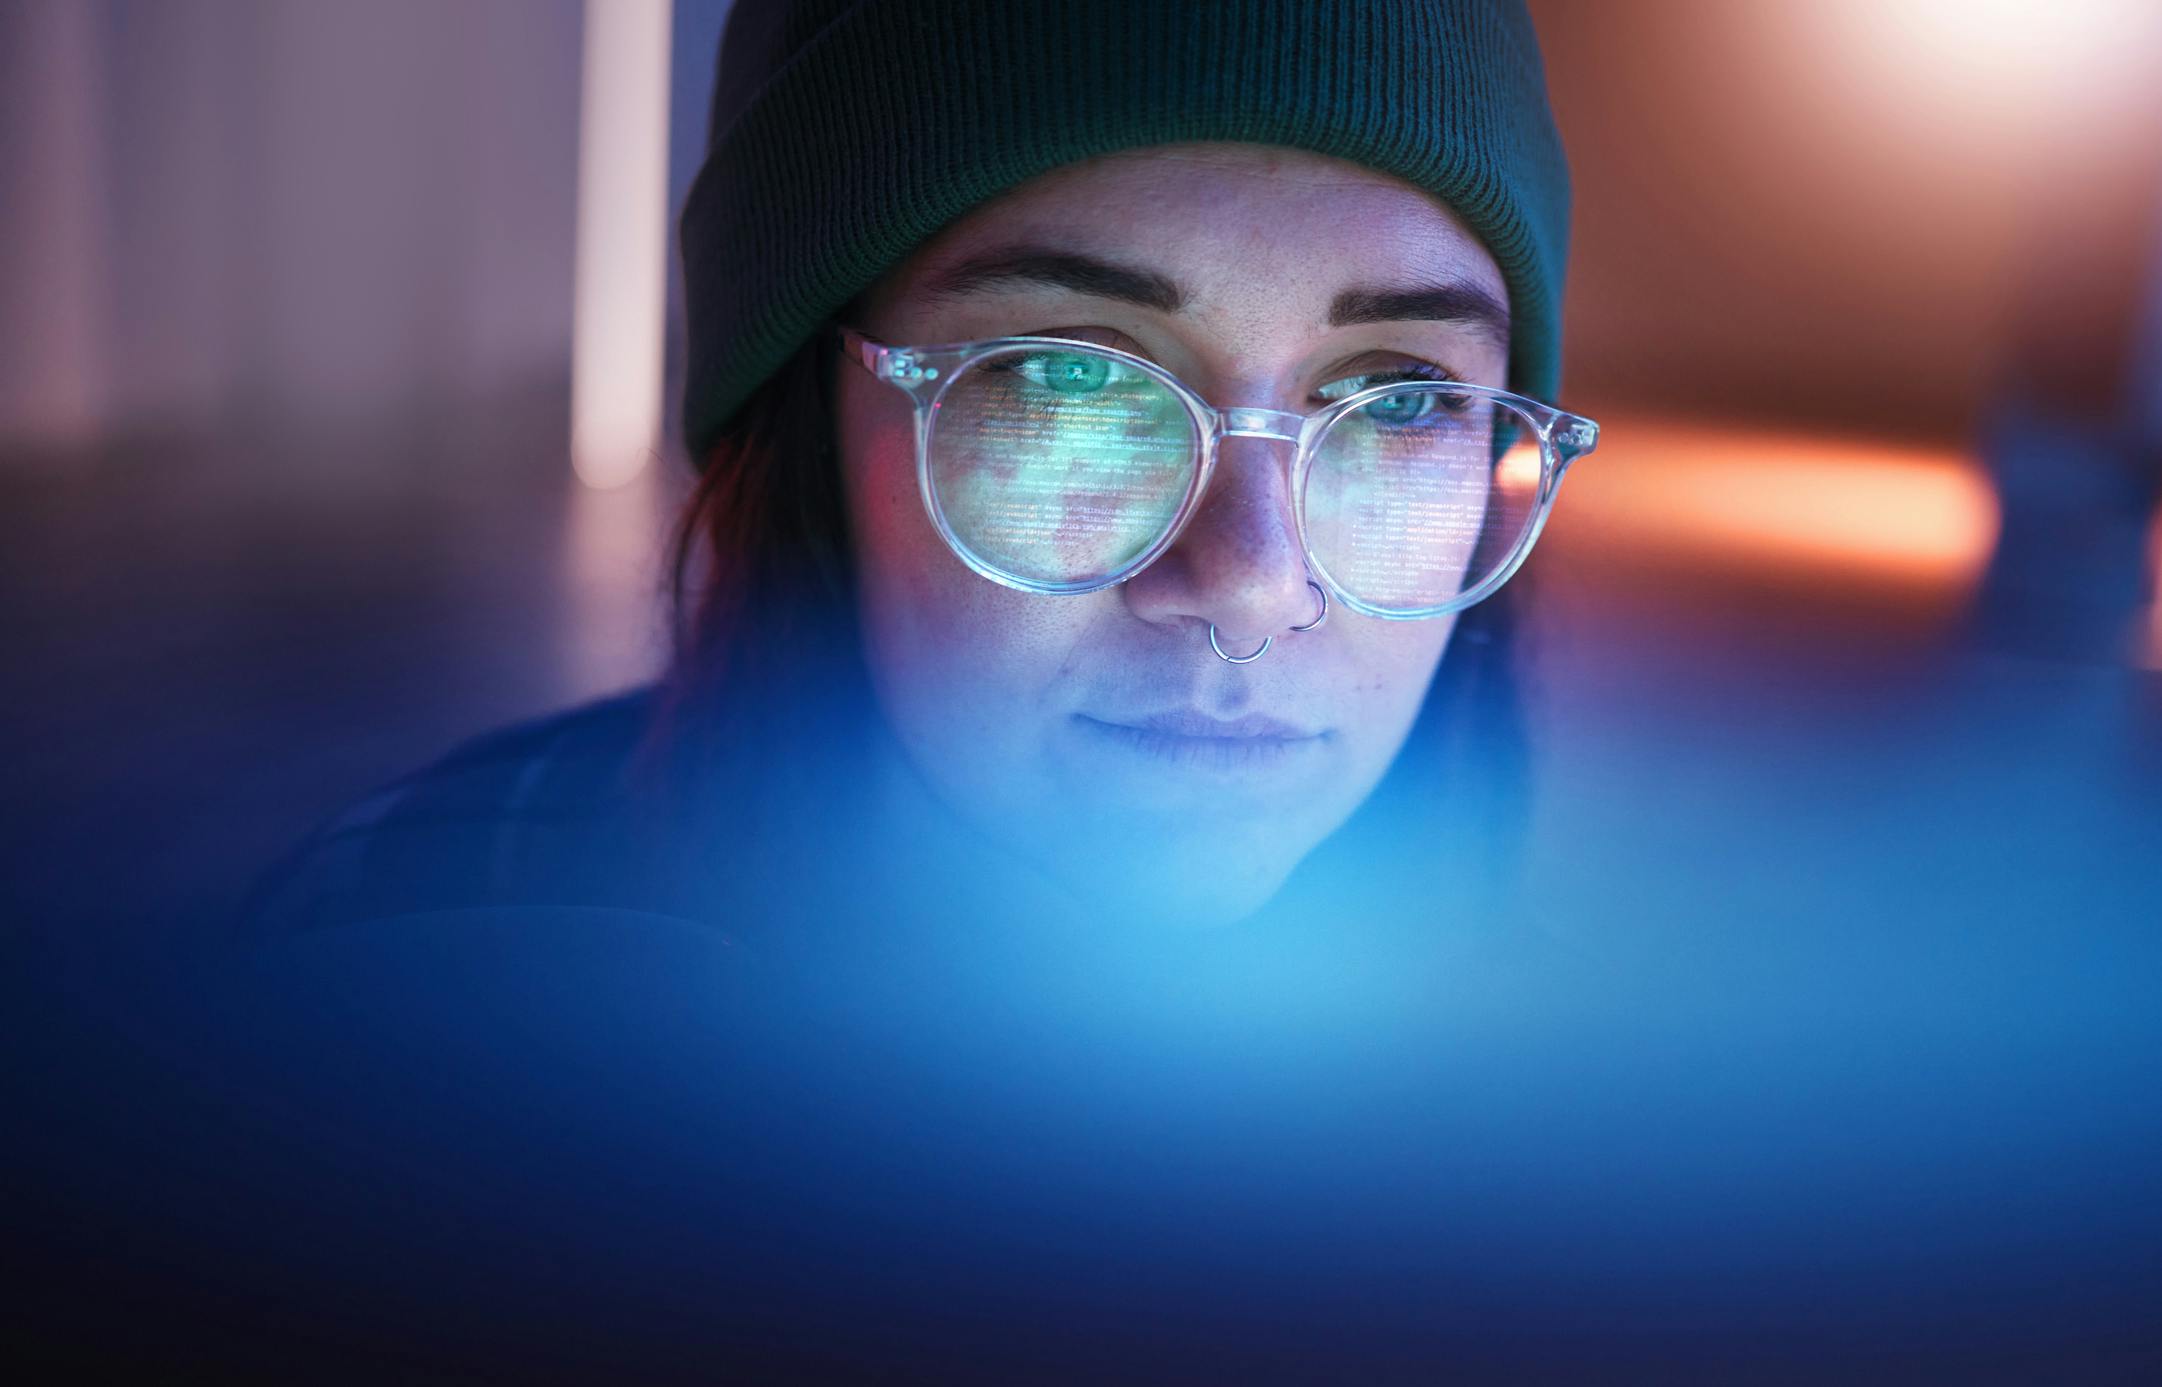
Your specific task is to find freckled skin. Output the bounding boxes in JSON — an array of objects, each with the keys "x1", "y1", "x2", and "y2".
[{"x1": 836, "y1": 143, "x2": 1512, "y2": 925}]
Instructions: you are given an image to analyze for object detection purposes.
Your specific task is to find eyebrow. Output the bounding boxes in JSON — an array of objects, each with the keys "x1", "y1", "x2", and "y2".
[
  {"x1": 1328, "y1": 281, "x2": 1510, "y2": 345},
  {"x1": 918, "y1": 243, "x2": 1511, "y2": 345},
  {"x1": 921, "y1": 247, "x2": 1184, "y2": 314}
]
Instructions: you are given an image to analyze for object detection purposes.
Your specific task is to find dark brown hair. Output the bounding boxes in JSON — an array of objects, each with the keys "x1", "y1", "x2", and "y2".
[{"x1": 660, "y1": 331, "x2": 857, "y2": 748}]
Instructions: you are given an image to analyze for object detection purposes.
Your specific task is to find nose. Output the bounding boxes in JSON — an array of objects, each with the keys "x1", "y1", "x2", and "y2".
[{"x1": 1122, "y1": 432, "x2": 1313, "y2": 645}]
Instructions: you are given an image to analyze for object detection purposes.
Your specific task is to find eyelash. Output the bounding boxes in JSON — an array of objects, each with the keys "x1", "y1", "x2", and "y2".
[
  {"x1": 1313, "y1": 361, "x2": 1460, "y2": 402},
  {"x1": 1003, "y1": 329, "x2": 1462, "y2": 401}
]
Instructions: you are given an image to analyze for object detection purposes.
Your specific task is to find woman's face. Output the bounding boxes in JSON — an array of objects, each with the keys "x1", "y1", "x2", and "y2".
[{"x1": 837, "y1": 143, "x2": 1511, "y2": 925}]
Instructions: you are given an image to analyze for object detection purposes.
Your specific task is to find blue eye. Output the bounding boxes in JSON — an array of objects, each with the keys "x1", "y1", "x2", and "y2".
[
  {"x1": 1017, "y1": 350, "x2": 1112, "y2": 394},
  {"x1": 1363, "y1": 389, "x2": 1437, "y2": 426},
  {"x1": 1317, "y1": 366, "x2": 1465, "y2": 429}
]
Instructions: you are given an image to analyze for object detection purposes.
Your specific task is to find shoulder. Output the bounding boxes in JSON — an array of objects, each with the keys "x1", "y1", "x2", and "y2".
[{"x1": 243, "y1": 687, "x2": 670, "y2": 936}]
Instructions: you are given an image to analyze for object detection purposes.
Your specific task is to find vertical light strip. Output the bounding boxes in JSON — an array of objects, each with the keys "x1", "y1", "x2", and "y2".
[{"x1": 571, "y1": 0, "x2": 673, "y2": 490}]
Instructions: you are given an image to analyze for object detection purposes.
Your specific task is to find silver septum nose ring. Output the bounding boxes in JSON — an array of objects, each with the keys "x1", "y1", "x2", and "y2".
[{"x1": 1208, "y1": 581, "x2": 1328, "y2": 664}]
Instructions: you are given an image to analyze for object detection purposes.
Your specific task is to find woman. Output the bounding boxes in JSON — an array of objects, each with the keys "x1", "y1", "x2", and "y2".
[
  {"x1": 34, "y1": 5, "x2": 1620, "y2": 1376},
  {"x1": 249, "y1": 0, "x2": 1596, "y2": 948}
]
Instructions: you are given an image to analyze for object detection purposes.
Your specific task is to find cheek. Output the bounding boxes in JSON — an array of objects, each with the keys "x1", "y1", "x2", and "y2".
[
  {"x1": 841, "y1": 397, "x2": 1094, "y2": 739},
  {"x1": 849, "y1": 430, "x2": 935, "y2": 620},
  {"x1": 1343, "y1": 616, "x2": 1457, "y2": 726}
]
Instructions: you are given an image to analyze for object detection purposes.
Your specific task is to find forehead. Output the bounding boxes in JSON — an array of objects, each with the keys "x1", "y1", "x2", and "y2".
[{"x1": 872, "y1": 142, "x2": 1506, "y2": 323}]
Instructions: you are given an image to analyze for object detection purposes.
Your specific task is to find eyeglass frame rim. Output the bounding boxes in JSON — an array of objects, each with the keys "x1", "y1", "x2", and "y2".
[{"x1": 834, "y1": 324, "x2": 1600, "y2": 621}]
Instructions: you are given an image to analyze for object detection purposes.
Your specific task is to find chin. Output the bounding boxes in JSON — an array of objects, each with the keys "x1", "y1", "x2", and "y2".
[
  {"x1": 1003, "y1": 793, "x2": 1349, "y2": 931},
  {"x1": 1049, "y1": 850, "x2": 1301, "y2": 930}
]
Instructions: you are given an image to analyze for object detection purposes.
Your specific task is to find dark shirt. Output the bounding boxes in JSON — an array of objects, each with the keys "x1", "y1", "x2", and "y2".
[{"x1": 244, "y1": 688, "x2": 675, "y2": 934}]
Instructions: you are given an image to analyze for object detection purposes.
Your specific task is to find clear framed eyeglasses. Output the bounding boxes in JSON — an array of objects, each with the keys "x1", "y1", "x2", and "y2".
[{"x1": 838, "y1": 326, "x2": 1599, "y2": 621}]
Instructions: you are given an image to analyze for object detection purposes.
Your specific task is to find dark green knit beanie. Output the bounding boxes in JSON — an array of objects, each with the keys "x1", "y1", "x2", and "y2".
[{"x1": 680, "y1": 0, "x2": 1571, "y2": 459}]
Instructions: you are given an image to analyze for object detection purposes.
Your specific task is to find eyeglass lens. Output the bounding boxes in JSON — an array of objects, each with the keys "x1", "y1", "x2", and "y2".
[
  {"x1": 925, "y1": 343, "x2": 1542, "y2": 613},
  {"x1": 930, "y1": 346, "x2": 1196, "y2": 586},
  {"x1": 1303, "y1": 391, "x2": 1540, "y2": 613}
]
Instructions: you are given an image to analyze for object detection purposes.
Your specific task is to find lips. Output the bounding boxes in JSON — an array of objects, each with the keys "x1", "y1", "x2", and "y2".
[
  {"x1": 1114, "y1": 709, "x2": 1321, "y2": 741},
  {"x1": 1072, "y1": 709, "x2": 1326, "y2": 772}
]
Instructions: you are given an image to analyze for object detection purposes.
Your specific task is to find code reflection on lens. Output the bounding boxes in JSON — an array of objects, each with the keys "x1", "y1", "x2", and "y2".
[
  {"x1": 1304, "y1": 393, "x2": 1538, "y2": 613},
  {"x1": 930, "y1": 351, "x2": 1196, "y2": 586}
]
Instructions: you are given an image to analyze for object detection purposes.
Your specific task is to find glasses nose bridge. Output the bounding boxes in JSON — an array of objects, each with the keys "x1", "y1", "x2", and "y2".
[{"x1": 1212, "y1": 404, "x2": 1304, "y2": 445}]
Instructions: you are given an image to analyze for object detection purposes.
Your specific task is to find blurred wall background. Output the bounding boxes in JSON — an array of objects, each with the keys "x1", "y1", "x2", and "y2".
[
  {"x1": 1535, "y1": 0, "x2": 2162, "y2": 442},
  {"x1": 1, "y1": 0, "x2": 614, "y2": 940},
  {"x1": 0, "y1": 0, "x2": 585, "y2": 457},
  {"x1": 1526, "y1": 0, "x2": 2162, "y2": 679}
]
